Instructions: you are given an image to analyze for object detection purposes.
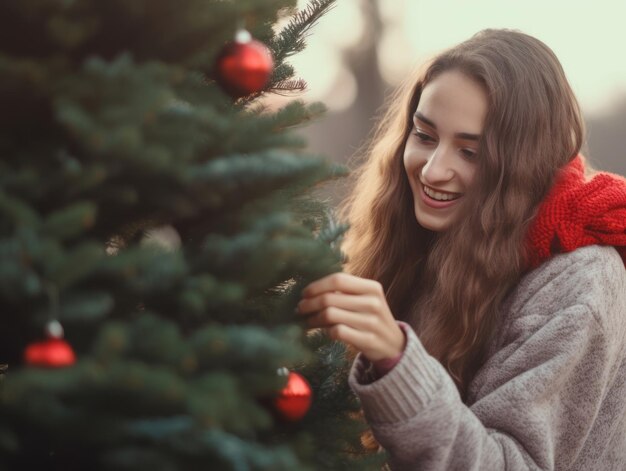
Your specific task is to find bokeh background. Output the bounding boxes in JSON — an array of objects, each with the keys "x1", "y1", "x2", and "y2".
[{"x1": 266, "y1": 0, "x2": 626, "y2": 207}]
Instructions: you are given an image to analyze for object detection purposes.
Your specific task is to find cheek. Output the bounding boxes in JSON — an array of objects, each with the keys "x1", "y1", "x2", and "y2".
[
  {"x1": 403, "y1": 153, "x2": 410, "y2": 173},
  {"x1": 402, "y1": 148, "x2": 412, "y2": 176},
  {"x1": 403, "y1": 143, "x2": 424, "y2": 175},
  {"x1": 462, "y1": 164, "x2": 478, "y2": 188}
]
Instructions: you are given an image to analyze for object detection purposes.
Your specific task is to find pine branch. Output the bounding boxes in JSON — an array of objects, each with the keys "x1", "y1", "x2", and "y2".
[
  {"x1": 268, "y1": 78, "x2": 308, "y2": 96},
  {"x1": 270, "y1": 0, "x2": 337, "y2": 63}
]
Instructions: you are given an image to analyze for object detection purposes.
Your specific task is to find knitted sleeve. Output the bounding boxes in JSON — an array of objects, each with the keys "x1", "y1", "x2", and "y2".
[{"x1": 348, "y1": 245, "x2": 626, "y2": 470}]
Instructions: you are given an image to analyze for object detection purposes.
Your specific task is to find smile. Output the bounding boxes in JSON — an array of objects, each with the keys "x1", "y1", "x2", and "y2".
[
  {"x1": 418, "y1": 182, "x2": 463, "y2": 209},
  {"x1": 422, "y1": 183, "x2": 462, "y2": 201}
]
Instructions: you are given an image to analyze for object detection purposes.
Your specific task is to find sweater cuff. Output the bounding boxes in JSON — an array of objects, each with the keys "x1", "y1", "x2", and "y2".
[{"x1": 348, "y1": 321, "x2": 449, "y2": 424}]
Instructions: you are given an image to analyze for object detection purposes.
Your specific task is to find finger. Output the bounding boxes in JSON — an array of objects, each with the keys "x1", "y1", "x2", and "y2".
[
  {"x1": 323, "y1": 323, "x2": 378, "y2": 353},
  {"x1": 297, "y1": 292, "x2": 381, "y2": 316},
  {"x1": 302, "y1": 272, "x2": 383, "y2": 298},
  {"x1": 304, "y1": 306, "x2": 378, "y2": 332}
]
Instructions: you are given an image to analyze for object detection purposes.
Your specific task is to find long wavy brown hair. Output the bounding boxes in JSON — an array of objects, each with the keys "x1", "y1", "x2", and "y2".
[{"x1": 338, "y1": 28, "x2": 586, "y2": 451}]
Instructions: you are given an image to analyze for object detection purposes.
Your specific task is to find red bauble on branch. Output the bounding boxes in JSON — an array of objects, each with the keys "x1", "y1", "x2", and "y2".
[
  {"x1": 272, "y1": 368, "x2": 312, "y2": 422},
  {"x1": 23, "y1": 320, "x2": 76, "y2": 368},
  {"x1": 215, "y1": 29, "x2": 274, "y2": 98}
]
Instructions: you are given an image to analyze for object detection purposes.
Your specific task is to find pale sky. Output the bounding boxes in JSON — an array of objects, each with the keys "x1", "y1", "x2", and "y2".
[{"x1": 282, "y1": 0, "x2": 626, "y2": 116}]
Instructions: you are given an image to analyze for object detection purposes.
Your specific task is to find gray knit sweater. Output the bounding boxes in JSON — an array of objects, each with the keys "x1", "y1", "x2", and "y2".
[{"x1": 348, "y1": 245, "x2": 626, "y2": 470}]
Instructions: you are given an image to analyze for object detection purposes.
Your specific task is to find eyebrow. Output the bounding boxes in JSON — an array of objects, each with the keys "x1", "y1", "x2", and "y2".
[{"x1": 414, "y1": 111, "x2": 481, "y2": 141}]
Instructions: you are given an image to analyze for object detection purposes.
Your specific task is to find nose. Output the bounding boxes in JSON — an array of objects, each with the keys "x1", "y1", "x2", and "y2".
[{"x1": 421, "y1": 146, "x2": 454, "y2": 184}]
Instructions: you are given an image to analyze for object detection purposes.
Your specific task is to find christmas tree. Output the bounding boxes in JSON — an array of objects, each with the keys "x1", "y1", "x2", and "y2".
[{"x1": 0, "y1": 0, "x2": 386, "y2": 469}]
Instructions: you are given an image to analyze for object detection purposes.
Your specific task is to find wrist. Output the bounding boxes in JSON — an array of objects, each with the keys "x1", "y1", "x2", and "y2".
[{"x1": 372, "y1": 322, "x2": 408, "y2": 376}]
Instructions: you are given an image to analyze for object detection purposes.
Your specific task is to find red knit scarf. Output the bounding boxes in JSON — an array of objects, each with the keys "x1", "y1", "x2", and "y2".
[{"x1": 525, "y1": 154, "x2": 626, "y2": 270}]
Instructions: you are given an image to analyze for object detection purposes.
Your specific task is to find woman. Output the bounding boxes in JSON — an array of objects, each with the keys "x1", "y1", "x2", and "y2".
[{"x1": 296, "y1": 29, "x2": 626, "y2": 469}]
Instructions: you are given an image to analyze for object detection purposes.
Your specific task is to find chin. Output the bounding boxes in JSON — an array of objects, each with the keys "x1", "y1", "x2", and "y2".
[
  {"x1": 415, "y1": 210, "x2": 450, "y2": 232},
  {"x1": 416, "y1": 219, "x2": 445, "y2": 232}
]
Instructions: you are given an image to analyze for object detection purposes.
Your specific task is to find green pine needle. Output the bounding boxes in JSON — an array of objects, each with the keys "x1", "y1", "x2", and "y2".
[{"x1": 270, "y1": 0, "x2": 337, "y2": 62}]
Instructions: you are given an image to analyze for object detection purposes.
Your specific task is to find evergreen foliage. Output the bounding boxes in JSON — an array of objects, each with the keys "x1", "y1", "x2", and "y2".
[{"x1": 0, "y1": 0, "x2": 386, "y2": 469}]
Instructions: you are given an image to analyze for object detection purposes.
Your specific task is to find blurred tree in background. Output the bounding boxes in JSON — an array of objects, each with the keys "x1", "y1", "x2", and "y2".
[{"x1": 0, "y1": 0, "x2": 385, "y2": 469}]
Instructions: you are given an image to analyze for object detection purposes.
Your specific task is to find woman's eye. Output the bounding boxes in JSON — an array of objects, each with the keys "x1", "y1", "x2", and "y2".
[
  {"x1": 461, "y1": 149, "x2": 477, "y2": 159},
  {"x1": 413, "y1": 129, "x2": 434, "y2": 142}
]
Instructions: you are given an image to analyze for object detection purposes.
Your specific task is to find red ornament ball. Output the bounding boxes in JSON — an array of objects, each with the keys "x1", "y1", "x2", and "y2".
[
  {"x1": 24, "y1": 338, "x2": 76, "y2": 368},
  {"x1": 273, "y1": 369, "x2": 312, "y2": 422},
  {"x1": 215, "y1": 29, "x2": 274, "y2": 98}
]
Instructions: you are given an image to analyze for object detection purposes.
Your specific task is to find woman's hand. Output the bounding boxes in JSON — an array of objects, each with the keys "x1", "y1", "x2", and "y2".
[{"x1": 296, "y1": 272, "x2": 406, "y2": 362}]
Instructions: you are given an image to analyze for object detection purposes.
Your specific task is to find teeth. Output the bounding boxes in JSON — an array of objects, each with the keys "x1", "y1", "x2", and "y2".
[{"x1": 423, "y1": 185, "x2": 460, "y2": 201}]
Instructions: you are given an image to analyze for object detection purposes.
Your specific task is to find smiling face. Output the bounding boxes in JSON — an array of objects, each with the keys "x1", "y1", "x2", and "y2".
[{"x1": 403, "y1": 70, "x2": 488, "y2": 232}]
